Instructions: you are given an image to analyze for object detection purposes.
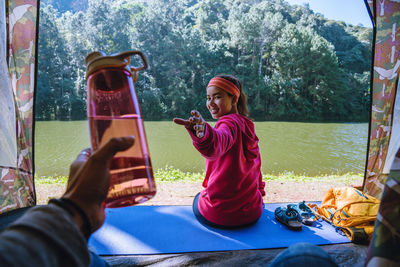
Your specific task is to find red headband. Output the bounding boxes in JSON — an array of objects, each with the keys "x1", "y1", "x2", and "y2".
[{"x1": 207, "y1": 77, "x2": 240, "y2": 98}]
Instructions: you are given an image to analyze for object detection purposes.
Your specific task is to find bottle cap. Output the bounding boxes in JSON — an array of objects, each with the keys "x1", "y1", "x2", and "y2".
[{"x1": 85, "y1": 51, "x2": 148, "y2": 78}]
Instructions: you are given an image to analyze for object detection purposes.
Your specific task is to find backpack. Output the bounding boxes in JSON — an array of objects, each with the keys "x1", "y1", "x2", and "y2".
[{"x1": 309, "y1": 187, "x2": 380, "y2": 243}]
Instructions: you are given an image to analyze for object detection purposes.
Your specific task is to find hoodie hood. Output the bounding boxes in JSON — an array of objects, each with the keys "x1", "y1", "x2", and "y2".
[{"x1": 218, "y1": 113, "x2": 259, "y2": 160}]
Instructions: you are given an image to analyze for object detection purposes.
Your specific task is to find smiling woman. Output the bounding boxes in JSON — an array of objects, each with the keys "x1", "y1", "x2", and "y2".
[{"x1": 173, "y1": 74, "x2": 266, "y2": 228}]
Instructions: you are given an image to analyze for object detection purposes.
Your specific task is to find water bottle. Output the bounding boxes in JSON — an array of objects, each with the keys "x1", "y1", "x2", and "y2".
[{"x1": 85, "y1": 50, "x2": 156, "y2": 208}]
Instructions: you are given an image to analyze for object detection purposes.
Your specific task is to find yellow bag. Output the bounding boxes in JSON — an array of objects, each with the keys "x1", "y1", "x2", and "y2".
[{"x1": 310, "y1": 187, "x2": 380, "y2": 243}]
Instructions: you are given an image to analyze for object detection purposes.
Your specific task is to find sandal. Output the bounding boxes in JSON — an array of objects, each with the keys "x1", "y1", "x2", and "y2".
[
  {"x1": 274, "y1": 206, "x2": 302, "y2": 231},
  {"x1": 287, "y1": 201, "x2": 317, "y2": 226}
]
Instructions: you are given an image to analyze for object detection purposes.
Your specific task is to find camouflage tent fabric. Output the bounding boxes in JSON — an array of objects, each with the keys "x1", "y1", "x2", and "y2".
[
  {"x1": 364, "y1": 0, "x2": 400, "y2": 199},
  {"x1": 0, "y1": 0, "x2": 38, "y2": 214},
  {"x1": 364, "y1": 1, "x2": 400, "y2": 264}
]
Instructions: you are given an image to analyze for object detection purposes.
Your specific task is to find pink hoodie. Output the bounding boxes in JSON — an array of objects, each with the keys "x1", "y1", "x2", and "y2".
[{"x1": 188, "y1": 113, "x2": 265, "y2": 226}]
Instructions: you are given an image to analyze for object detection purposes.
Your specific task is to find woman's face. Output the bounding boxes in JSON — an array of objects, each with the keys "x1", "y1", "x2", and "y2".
[{"x1": 206, "y1": 86, "x2": 236, "y2": 119}]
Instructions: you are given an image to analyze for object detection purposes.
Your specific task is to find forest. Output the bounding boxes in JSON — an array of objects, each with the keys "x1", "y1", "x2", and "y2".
[{"x1": 36, "y1": 0, "x2": 372, "y2": 122}]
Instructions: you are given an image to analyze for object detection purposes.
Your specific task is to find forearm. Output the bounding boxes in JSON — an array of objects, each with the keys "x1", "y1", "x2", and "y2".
[
  {"x1": 189, "y1": 122, "x2": 236, "y2": 159},
  {"x1": 0, "y1": 204, "x2": 90, "y2": 267},
  {"x1": 187, "y1": 122, "x2": 214, "y2": 157}
]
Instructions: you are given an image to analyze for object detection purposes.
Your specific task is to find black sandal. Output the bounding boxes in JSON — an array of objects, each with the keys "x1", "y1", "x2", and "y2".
[
  {"x1": 274, "y1": 206, "x2": 302, "y2": 231},
  {"x1": 287, "y1": 201, "x2": 317, "y2": 226}
]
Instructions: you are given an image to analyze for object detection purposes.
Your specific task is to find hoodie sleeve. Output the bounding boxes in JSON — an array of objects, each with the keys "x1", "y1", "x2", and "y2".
[{"x1": 187, "y1": 117, "x2": 239, "y2": 160}]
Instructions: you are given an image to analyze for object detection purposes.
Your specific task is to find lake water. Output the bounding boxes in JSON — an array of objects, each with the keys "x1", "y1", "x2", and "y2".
[{"x1": 34, "y1": 120, "x2": 368, "y2": 177}]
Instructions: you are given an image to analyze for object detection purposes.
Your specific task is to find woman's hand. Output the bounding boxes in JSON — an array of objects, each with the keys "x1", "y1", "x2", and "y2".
[
  {"x1": 173, "y1": 110, "x2": 206, "y2": 138},
  {"x1": 62, "y1": 136, "x2": 135, "y2": 234}
]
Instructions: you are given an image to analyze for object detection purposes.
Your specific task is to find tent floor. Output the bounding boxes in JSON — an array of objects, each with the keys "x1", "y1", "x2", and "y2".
[{"x1": 102, "y1": 242, "x2": 368, "y2": 266}]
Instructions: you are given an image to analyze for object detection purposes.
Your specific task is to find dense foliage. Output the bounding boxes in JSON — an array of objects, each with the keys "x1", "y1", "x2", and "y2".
[{"x1": 37, "y1": 0, "x2": 372, "y2": 121}]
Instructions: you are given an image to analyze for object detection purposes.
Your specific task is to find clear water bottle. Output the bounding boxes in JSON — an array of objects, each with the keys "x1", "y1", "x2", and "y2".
[{"x1": 85, "y1": 51, "x2": 156, "y2": 208}]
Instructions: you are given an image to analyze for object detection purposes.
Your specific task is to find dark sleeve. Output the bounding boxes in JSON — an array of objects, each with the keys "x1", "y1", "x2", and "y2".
[
  {"x1": 188, "y1": 118, "x2": 238, "y2": 160},
  {"x1": 364, "y1": 166, "x2": 400, "y2": 266},
  {"x1": 0, "y1": 204, "x2": 90, "y2": 267}
]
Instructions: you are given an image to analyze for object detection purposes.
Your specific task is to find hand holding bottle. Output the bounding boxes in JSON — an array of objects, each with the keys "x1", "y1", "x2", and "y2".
[{"x1": 63, "y1": 136, "x2": 135, "y2": 233}]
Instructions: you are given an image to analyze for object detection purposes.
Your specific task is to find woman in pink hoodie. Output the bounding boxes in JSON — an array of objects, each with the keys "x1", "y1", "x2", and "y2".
[{"x1": 174, "y1": 75, "x2": 265, "y2": 228}]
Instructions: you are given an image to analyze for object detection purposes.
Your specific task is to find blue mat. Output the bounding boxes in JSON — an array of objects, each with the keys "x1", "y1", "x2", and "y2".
[{"x1": 88, "y1": 203, "x2": 350, "y2": 255}]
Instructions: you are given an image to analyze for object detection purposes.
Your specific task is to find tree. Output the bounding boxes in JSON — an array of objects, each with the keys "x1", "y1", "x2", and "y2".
[
  {"x1": 272, "y1": 24, "x2": 343, "y2": 120},
  {"x1": 35, "y1": 0, "x2": 372, "y2": 122},
  {"x1": 37, "y1": 3, "x2": 74, "y2": 120}
]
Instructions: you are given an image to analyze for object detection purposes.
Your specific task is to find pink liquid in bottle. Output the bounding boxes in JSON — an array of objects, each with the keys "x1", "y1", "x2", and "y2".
[{"x1": 86, "y1": 51, "x2": 156, "y2": 208}]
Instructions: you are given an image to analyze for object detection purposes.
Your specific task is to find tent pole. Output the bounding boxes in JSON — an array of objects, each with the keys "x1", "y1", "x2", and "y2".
[{"x1": 362, "y1": 0, "x2": 377, "y2": 192}]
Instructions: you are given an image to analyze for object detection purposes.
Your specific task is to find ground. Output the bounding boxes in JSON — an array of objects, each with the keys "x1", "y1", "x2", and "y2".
[
  {"x1": 36, "y1": 179, "x2": 362, "y2": 205},
  {"x1": 36, "y1": 180, "x2": 369, "y2": 267}
]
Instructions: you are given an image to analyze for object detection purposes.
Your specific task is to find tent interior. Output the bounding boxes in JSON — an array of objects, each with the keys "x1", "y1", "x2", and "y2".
[{"x1": 0, "y1": 0, "x2": 399, "y2": 266}]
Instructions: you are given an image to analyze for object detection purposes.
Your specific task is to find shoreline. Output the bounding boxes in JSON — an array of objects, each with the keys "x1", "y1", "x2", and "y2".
[
  {"x1": 36, "y1": 173, "x2": 363, "y2": 205},
  {"x1": 35, "y1": 171, "x2": 364, "y2": 184}
]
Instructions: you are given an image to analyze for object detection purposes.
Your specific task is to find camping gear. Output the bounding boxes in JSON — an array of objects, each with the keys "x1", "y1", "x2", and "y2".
[
  {"x1": 309, "y1": 187, "x2": 380, "y2": 243},
  {"x1": 88, "y1": 204, "x2": 350, "y2": 255},
  {"x1": 287, "y1": 201, "x2": 318, "y2": 226},
  {"x1": 85, "y1": 51, "x2": 156, "y2": 208},
  {"x1": 274, "y1": 206, "x2": 302, "y2": 230}
]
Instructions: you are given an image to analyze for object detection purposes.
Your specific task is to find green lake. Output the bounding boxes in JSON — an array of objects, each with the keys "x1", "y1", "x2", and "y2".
[{"x1": 34, "y1": 120, "x2": 368, "y2": 177}]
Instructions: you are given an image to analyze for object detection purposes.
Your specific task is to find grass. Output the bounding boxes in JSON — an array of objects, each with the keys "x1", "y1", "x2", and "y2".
[
  {"x1": 35, "y1": 166, "x2": 364, "y2": 185},
  {"x1": 263, "y1": 171, "x2": 363, "y2": 184},
  {"x1": 35, "y1": 175, "x2": 68, "y2": 185},
  {"x1": 154, "y1": 165, "x2": 205, "y2": 182}
]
